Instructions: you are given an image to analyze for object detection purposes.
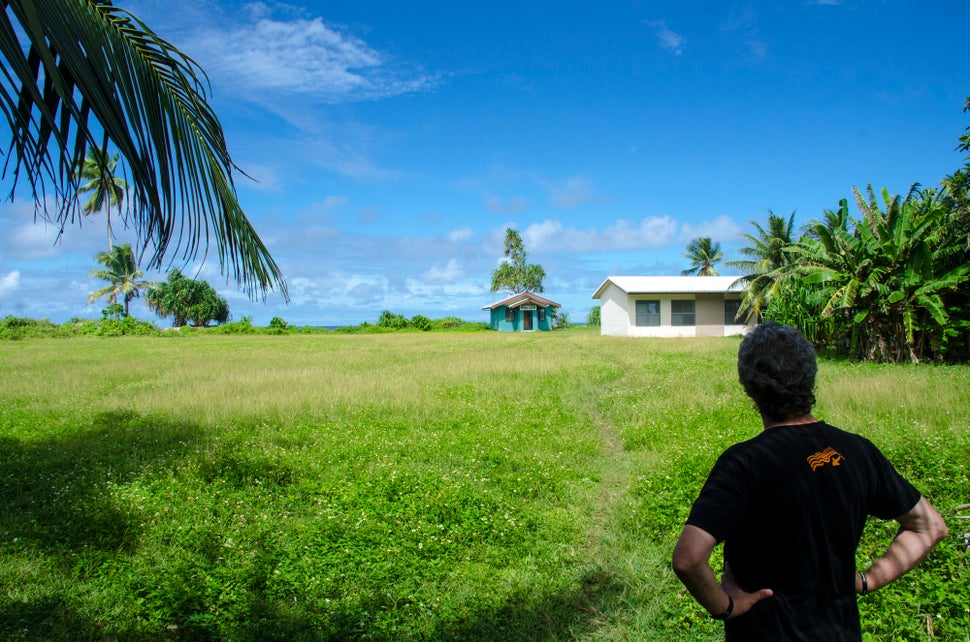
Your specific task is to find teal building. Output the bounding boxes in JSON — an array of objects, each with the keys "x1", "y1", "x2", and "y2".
[{"x1": 482, "y1": 292, "x2": 561, "y2": 332}]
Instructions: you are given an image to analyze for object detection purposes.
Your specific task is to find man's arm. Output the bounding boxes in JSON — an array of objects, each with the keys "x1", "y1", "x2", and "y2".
[
  {"x1": 672, "y1": 525, "x2": 773, "y2": 619},
  {"x1": 856, "y1": 496, "x2": 948, "y2": 594}
]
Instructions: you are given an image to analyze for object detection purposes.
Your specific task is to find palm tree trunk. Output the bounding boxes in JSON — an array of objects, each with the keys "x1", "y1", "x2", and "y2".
[{"x1": 104, "y1": 198, "x2": 113, "y2": 249}]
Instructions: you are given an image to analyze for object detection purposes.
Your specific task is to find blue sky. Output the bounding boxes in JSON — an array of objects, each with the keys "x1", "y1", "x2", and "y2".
[{"x1": 1, "y1": 0, "x2": 968, "y2": 326}]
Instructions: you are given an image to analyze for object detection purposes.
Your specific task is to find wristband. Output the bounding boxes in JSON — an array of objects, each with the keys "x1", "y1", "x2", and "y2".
[
  {"x1": 712, "y1": 595, "x2": 734, "y2": 620},
  {"x1": 859, "y1": 572, "x2": 868, "y2": 595}
]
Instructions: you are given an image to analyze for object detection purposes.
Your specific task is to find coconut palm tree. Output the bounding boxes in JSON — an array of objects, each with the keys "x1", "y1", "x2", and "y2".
[
  {"x1": 75, "y1": 145, "x2": 127, "y2": 248},
  {"x1": 88, "y1": 243, "x2": 153, "y2": 316},
  {"x1": 0, "y1": 0, "x2": 286, "y2": 299},
  {"x1": 726, "y1": 210, "x2": 797, "y2": 321},
  {"x1": 681, "y1": 237, "x2": 723, "y2": 276}
]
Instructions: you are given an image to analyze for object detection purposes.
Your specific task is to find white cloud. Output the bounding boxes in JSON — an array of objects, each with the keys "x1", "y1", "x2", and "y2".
[
  {"x1": 8, "y1": 224, "x2": 61, "y2": 261},
  {"x1": 0, "y1": 270, "x2": 20, "y2": 295},
  {"x1": 523, "y1": 216, "x2": 680, "y2": 253},
  {"x1": 678, "y1": 215, "x2": 743, "y2": 244},
  {"x1": 448, "y1": 226, "x2": 474, "y2": 242},
  {"x1": 192, "y1": 14, "x2": 437, "y2": 103},
  {"x1": 644, "y1": 19, "x2": 685, "y2": 56},
  {"x1": 423, "y1": 259, "x2": 464, "y2": 283}
]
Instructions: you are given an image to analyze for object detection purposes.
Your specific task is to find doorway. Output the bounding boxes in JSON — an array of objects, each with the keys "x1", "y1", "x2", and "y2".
[{"x1": 523, "y1": 310, "x2": 533, "y2": 330}]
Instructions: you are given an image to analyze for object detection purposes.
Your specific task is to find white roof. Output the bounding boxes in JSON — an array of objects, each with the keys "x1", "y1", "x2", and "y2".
[{"x1": 592, "y1": 276, "x2": 745, "y2": 299}]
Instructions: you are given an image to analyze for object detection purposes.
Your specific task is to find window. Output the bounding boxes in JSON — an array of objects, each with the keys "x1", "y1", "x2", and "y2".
[
  {"x1": 538, "y1": 308, "x2": 546, "y2": 322},
  {"x1": 671, "y1": 300, "x2": 695, "y2": 326},
  {"x1": 635, "y1": 300, "x2": 660, "y2": 326},
  {"x1": 505, "y1": 307, "x2": 515, "y2": 322},
  {"x1": 724, "y1": 299, "x2": 742, "y2": 325}
]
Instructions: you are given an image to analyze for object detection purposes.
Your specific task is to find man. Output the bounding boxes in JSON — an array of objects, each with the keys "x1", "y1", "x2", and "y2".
[{"x1": 672, "y1": 322, "x2": 947, "y2": 640}]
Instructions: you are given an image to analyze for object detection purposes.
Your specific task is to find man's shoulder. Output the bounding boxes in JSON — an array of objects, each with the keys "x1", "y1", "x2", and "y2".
[{"x1": 726, "y1": 421, "x2": 882, "y2": 466}]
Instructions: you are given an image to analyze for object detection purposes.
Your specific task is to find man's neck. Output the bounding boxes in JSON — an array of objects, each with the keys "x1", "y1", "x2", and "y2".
[{"x1": 762, "y1": 414, "x2": 818, "y2": 430}]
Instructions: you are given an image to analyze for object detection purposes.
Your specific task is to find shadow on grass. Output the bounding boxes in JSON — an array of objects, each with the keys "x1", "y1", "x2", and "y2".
[
  {"x1": 0, "y1": 411, "x2": 205, "y2": 639},
  {"x1": 0, "y1": 413, "x2": 625, "y2": 640},
  {"x1": 0, "y1": 411, "x2": 203, "y2": 553},
  {"x1": 427, "y1": 566, "x2": 625, "y2": 641},
  {"x1": 230, "y1": 566, "x2": 623, "y2": 642}
]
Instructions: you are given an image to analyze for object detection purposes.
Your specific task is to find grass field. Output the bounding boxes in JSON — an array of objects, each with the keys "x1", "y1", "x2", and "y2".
[{"x1": 0, "y1": 330, "x2": 967, "y2": 640}]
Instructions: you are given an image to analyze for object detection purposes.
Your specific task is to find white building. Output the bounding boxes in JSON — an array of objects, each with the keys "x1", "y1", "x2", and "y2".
[{"x1": 592, "y1": 276, "x2": 754, "y2": 337}]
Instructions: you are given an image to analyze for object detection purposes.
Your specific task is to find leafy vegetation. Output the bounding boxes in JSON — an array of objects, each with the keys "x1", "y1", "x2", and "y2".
[
  {"x1": 0, "y1": 333, "x2": 965, "y2": 640},
  {"x1": 681, "y1": 237, "x2": 724, "y2": 276},
  {"x1": 0, "y1": 312, "x2": 490, "y2": 340},
  {"x1": 146, "y1": 269, "x2": 231, "y2": 327},
  {"x1": 490, "y1": 227, "x2": 546, "y2": 294},
  {"x1": 87, "y1": 243, "x2": 154, "y2": 317},
  {"x1": 734, "y1": 99, "x2": 970, "y2": 363},
  {"x1": 725, "y1": 210, "x2": 797, "y2": 322}
]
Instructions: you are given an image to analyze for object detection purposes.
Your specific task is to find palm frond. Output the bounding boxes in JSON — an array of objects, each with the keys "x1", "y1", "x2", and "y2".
[{"x1": 0, "y1": 0, "x2": 287, "y2": 299}]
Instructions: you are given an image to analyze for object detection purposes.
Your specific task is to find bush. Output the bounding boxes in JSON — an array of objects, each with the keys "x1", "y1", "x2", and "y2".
[
  {"x1": 377, "y1": 310, "x2": 409, "y2": 330},
  {"x1": 0, "y1": 316, "x2": 159, "y2": 339},
  {"x1": 410, "y1": 315, "x2": 432, "y2": 331},
  {"x1": 204, "y1": 316, "x2": 256, "y2": 335},
  {"x1": 269, "y1": 316, "x2": 289, "y2": 331},
  {"x1": 587, "y1": 306, "x2": 601, "y2": 327},
  {"x1": 94, "y1": 317, "x2": 159, "y2": 337},
  {"x1": 101, "y1": 302, "x2": 126, "y2": 320},
  {"x1": 0, "y1": 316, "x2": 60, "y2": 339}
]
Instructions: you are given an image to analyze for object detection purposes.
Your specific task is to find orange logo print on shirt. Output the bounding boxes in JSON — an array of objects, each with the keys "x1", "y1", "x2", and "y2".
[{"x1": 807, "y1": 447, "x2": 844, "y2": 471}]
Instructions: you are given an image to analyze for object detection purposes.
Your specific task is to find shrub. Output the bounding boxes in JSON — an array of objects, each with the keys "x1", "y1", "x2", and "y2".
[
  {"x1": 410, "y1": 315, "x2": 432, "y2": 331},
  {"x1": 205, "y1": 316, "x2": 256, "y2": 335},
  {"x1": 587, "y1": 306, "x2": 601, "y2": 327},
  {"x1": 101, "y1": 302, "x2": 126, "y2": 320},
  {"x1": 377, "y1": 310, "x2": 409, "y2": 329}
]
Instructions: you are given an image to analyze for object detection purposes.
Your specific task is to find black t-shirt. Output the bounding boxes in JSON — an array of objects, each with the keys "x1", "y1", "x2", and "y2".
[{"x1": 686, "y1": 421, "x2": 920, "y2": 641}]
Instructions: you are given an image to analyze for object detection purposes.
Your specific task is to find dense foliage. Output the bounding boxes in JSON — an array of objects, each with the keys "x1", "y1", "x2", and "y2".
[
  {"x1": 737, "y1": 99, "x2": 970, "y2": 363},
  {"x1": 490, "y1": 227, "x2": 546, "y2": 293},
  {"x1": 146, "y1": 269, "x2": 230, "y2": 327}
]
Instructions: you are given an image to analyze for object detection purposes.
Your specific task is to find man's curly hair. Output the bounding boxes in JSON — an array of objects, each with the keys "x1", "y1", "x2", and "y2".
[{"x1": 737, "y1": 322, "x2": 817, "y2": 422}]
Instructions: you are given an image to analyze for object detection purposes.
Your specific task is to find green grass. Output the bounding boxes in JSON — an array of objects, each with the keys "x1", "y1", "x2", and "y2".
[{"x1": 0, "y1": 331, "x2": 967, "y2": 640}]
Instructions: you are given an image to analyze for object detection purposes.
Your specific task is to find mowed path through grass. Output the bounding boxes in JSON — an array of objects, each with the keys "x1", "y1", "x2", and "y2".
[{"x1": 0, "y1": 331, "x2": 967, "y2": 640}]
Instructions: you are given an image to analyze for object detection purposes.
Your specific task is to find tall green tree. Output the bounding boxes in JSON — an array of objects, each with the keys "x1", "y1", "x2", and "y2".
[
  {"x1": 75, "y1": 145, "x2": 127, "y2": 248},
  {"x1": 490, "y1": 227, "x2": 546, "y2": 293},
  {"x1": 146, "y1": 269, "x2": 230, "y2": 327},
  {"x1": 681, "y1": 237, "x2": 723, "y2": 276},
  {"x1": 0, "y1": 0, "x2": 285, "y2": 299},
  {"x1": 87, "y1": 242, "x2": 153, "y2": 316},
  {"x1": 726, "y1": 211, "x2": 797, "y2": 321}
]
